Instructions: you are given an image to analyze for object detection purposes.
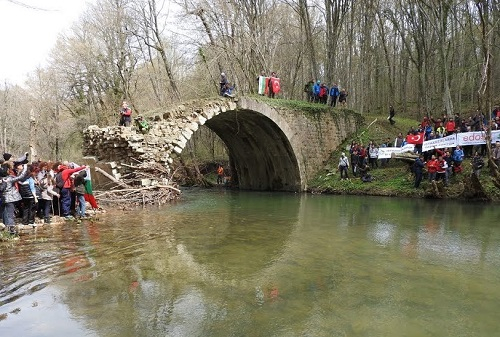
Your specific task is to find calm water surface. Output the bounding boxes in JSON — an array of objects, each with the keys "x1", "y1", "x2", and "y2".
[{"x1": 1, "y1": 190, "x2": 500, "y2": 337}]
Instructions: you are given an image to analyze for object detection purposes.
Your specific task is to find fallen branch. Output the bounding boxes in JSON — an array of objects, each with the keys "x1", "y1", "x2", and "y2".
[{"x1": 94, "y1": 167, "x2": 132, "y2": 189}]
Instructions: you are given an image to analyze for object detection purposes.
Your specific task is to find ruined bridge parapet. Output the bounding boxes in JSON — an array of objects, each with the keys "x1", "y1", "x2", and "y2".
[{"x1": 83, "y1": 98, "x2": 237, "y2": 178}]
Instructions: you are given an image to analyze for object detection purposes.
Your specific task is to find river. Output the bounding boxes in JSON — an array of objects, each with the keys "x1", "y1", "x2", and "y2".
[{"x1": 1, "y1": 189, "x2": 499, "y2": 336}]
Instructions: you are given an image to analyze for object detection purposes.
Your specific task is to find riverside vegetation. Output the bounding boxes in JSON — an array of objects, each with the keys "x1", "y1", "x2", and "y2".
[{"x1": 308, "y1": 111, "x2": 500, "y2": 202}]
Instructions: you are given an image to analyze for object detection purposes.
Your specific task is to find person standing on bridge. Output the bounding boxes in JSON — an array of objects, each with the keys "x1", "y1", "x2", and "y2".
[
  {"x1": 220, "y1": 73, "x2": 228, "y2": 96},
  {"x1": 119, "y1": 101, "x2": 132, "y2": 127},
  {"x1": 268, "y1": 72, "x2": 279, "y2": 99}
]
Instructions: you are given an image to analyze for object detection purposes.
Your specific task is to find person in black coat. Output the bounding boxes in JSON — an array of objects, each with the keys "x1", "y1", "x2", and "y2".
[{"x1": 413, "y1": 155, "x2": 425, "y2": 188}]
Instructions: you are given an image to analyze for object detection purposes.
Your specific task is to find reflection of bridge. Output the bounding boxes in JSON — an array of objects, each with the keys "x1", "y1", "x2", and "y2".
[{"x1": 83, "y1": 97, "x2": 363, "y2": 191}]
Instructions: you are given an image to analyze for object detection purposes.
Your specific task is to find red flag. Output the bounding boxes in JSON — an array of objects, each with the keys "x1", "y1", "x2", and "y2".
[{"x1": 406, "y1": 132, "x2": 424, "y2": 145}]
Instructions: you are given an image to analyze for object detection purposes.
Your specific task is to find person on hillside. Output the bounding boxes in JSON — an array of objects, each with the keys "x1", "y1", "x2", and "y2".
[
  {"x1": 0, "y1": 163, "x2": 28, "y2": 234},
  {"x1": 445, "y1": 118, "x2": 456, "y2": 135},
  {"x1": 217, "y1": 165, "x2": 224, "y2": 185},
  {"x1": 119, "y1": 101, "x2": 132, "y2": 127},
  {"x1": 426, "y1": 155, "x2": 439, "y2": 182},
  {"x1": 329, "y1": 83, "x2": 340, "y2": 107},
  {"x1": 394, "y1": 132, "x2": 404, "y2": 147},
  {"x1": 492, "y1": 106, "x2": 500, "y2": 120},
  {"x1": 388, "y1": 105, "x2": 396, "y2": 125},
  {"x1": 436, "y1": 148, "x2": 453, "y2": 187},
  {"x1": 471, "y1": 152, "x2": 484, "y2": 177},
  {"x1": 436, "y1": 155, "x2": 448, "y2": 185},
  {"x1": 368, "y1": 143, "x2": 379, "y2": 169},
  {"x1": 349, "y1": 141, "x2": 359, "y2": 176},
  {"x1": 493, "y1": 141, "x2": 500, "y2": 168},
  {"x1": 413, "y1": 155, "x2": 425, "y2": 188},
  {"x1": 338, "y1": 152, "x2": 349, "y2": 180},
  {"x1": 452, "y1": 146, "x2": 464, "y2": 174},
  {"x1": 357, "y1": 157, "x2": 371, "y2": 182},
  {"x1": 338, "y1": 88, "x2": 348, "y2": 106}
]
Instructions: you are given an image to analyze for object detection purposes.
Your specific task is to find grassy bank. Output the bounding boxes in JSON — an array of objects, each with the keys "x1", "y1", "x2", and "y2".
[{"x1": 308, "y1": 113, "x2": 500, "y2": 201}]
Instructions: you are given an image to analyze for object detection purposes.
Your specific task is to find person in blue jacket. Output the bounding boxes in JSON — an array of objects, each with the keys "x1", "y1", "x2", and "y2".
[
  {"x1": 312, "y1": 80, "x2": 321, "y2": 103},
  {"x1": 329, "y1": 83, "x2": 340, "y2": 107},
  {"x1": 452, "y1": 145, "x2": 464, "y2": 174}
]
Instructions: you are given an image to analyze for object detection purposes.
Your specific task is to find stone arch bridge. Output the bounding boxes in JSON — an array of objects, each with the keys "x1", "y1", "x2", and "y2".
[{"x1": 83, "y1": 97, "x2": 363, "y2": 192}]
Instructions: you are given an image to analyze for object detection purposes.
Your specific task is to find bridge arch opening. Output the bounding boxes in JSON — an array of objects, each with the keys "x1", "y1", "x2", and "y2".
[{"x1": 196, "y1": 108, "x2": 301, "y2": 191}]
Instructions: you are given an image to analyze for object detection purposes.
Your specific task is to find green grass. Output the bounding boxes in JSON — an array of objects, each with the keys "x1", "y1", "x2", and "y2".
[{"x1": 309, "y1": 113, "x2": 500, "y2": 201}]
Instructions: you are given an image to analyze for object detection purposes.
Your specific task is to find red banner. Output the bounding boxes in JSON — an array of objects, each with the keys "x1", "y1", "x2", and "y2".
[{"x1": 406, "y1": 132, "x2": 424, "y2": 145}]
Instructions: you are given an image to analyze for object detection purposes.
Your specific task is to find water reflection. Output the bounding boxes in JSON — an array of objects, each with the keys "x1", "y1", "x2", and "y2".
[{"x1": 1, "y1": 191, "x2": 500, "y2": 337}]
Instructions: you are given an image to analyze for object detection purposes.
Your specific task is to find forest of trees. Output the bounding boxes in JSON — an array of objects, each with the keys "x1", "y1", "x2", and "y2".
[{"x1": 0, "y1": 0, "x2": 499, "y2": 161}]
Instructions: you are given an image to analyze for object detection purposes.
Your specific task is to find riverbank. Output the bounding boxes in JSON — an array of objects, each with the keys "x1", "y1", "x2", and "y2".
[
  {"x1": 307, "y1": 114, "x2": 500, "y2": 202},
  {"x1": 308, "y1": 159, "x2": 500, "y2": 201}
]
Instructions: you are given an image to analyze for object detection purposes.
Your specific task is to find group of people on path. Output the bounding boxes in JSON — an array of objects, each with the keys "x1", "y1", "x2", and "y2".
[
  {"x1": 0, "y1": 152, "x2": 98, "y2": 235},
  {"x1": 304, "y1": 80, "x2": 348, "y2": 107}
]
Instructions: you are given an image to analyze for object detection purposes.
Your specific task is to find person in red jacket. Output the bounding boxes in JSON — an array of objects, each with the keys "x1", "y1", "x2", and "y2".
[
  {"x1": 58, "y1": 164, "x2": 86, "y2": 220},
  {"x1": 445, "y1": 119, "x2": 456, "y2": 135},
  {"x1": 426, "y1": 155, "x2": 439, "y2": 182},
  {"x1": 119, "y1": 101, "x2": 132, "y2": 127}
]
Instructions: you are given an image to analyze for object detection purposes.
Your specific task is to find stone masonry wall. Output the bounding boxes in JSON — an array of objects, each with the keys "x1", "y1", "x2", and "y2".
[{"x1": 83, "y1": 97, "x2": 363, "y2": 190}]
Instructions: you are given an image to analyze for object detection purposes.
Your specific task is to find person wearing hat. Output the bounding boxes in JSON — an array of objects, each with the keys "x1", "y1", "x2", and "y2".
[{"x1": 338, "y1": 152, "x2": 350, "y2": 180}]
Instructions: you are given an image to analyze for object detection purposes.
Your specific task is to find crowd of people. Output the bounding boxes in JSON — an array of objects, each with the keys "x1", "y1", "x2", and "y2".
[
  {"x1": 338, "y1": 108, "x2": 500, "y2": 188},
  {"x1": 304, "y1": 80, "x2": 348, "y2": 107},
  {"x1": 0, "y1": 152, "x2": 98, "y2": 235}
]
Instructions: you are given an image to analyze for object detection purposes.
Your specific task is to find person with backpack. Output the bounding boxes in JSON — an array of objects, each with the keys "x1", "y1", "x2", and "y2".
[
  {"x1": 56, "y1": 164, "x2": 87, "y2": 220},
  {"x1": 0, "y1": 162, "x2": 28, "y2": 234},
  {"x1": 304, "y1": 79, "x2": 314, "y2": 102},
  {"x1": 338, "y1": 88, "x2": 348, "y2": 106},
  {"x1": 73, "y1": 170, "x2": 88, "y2": 219}
]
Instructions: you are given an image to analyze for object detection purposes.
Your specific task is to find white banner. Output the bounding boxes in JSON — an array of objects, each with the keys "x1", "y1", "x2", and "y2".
[
  {"x1": 457, "y1": 130, "x2": 500, "y2": 146},
  {"x1": 378, "y1": 144, "x2": 415, "y2": 159},
  {"x1": 422, "y1": 134, "x2": 457, "y2": 152}
]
